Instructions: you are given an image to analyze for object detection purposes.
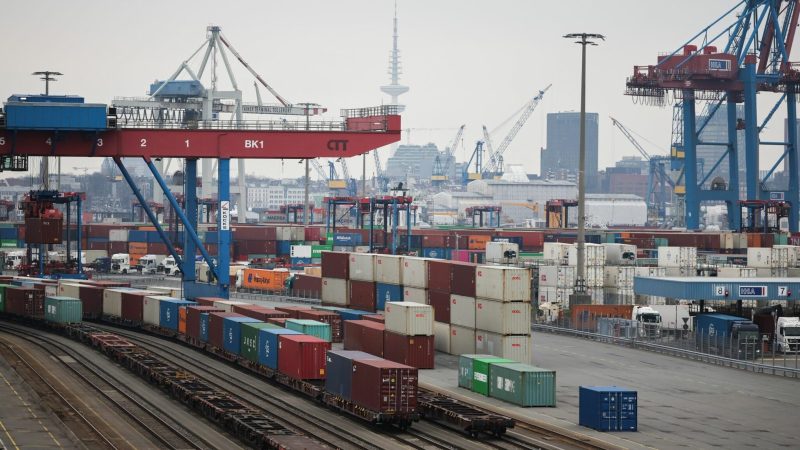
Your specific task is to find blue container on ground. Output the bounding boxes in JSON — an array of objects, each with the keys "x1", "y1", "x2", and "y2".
[
  {"x1": 579, "y1": 386, "x2": 637, "y2": 432},
  {"x1": 128, "y1": 230, "x2": 147, "y2": 242},
  {"x1": 338, "y1": 309, "x2": 371, "y2": 321},
  {"x1": 276, "y1": 240, "x2": 292, "y2": 255},
  {"x1": 223, "y1": 317, "x2": 260, "y2": 355},
  {"x1": 258, "y1": 328, "x2": 301, "y2": 369},
  {"x1": 325, "y1": 350, "x2": 382, "y2": 400},
  {"x1": 199, "y1": 313, "x2": 210, "y2": 342},
  {"x1": 375, "y1": 283, "x2": 403, "y2": 311},
  {"x1": 333, "y1": 233, "x2": 362, "y2": 246},
  {"x1": 159, "y1": 299, "x2": 196, "y2": 331},
  {"x1": 423, "y1": 248, "x2": 449, "y2": 259}
]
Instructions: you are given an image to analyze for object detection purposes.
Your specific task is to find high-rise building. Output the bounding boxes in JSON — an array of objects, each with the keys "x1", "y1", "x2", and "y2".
[
  {"x1": 695, "y1": 105, "x2": 745, "y2": 196},
  {"x1": 540, "y1": 112, "x2": 599, "y2": 188},
  {"x1": 385, "y1": 143, "x2": 449, "y2": 180}
]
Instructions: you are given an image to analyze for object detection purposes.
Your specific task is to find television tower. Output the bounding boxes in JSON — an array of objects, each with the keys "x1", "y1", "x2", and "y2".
[{"x1": 380, "y1": 2, "x2": 409, "y2": 111}]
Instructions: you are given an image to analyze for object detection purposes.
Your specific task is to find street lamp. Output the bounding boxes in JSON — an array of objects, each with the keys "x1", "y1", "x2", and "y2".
[{"x1": 564, "y1": 33, "x2": 604, "y2": 299}]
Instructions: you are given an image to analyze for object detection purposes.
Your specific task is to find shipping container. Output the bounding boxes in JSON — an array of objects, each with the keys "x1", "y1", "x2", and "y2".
[
  {"x1": 322, "y1": 277, "x2": 349, "y2": 306},
  {"x1": 538, "y1": 266, "x2": 576, "y2": 288},
  {"x1": 0, "y1": 284, "x2": 8, "y2": 312},
  {"x1": 601, "y1": 243, "x2": 637, "y2": 265},
  {"x1": 603, "y1": 266, "x2": 636, "y2": 289},
  {"x1": 485, "y1": 241, "x2": 520, "y2": 264},
  {"x1": 222, "y1": 316, "x2": 260, "y2": 354},
  {"x1": 476, "y1": 299, "x2": 531, "y2": 335},
  {"x1": 240, "y1": 268, "x2": 290, "y2": 291},
  {"x1": 258, "y1": 328, "x2": 301, "y2": 369},
  {"x1": 297, "y1": 310, "x2": 342, "y2": 342},
  {"x1": 471, "y1": 357, "x2": 515, "y2": 396},
  {"x1": 450, "y1": 294, "x2": 476, "y2": 328},
  {"x1": 350, "y1": 359, "x2": 418, "y2": 413},
  {"x1": 160, "y1": 299, "x2": 195, "y2": 331},
  {"x1": 402, "y1": 286, "x2": 426, "y2": 304},
  {"x1": 383, "y1": 331, "x2": 435, "y2": 369},
  {"x1": 44, "y1": 296, "x2": 82, "y2": 323},
  {"x1": 186, "y1": 306, "x2": 223, "y2": 340},
  {"x1": 375, "y1": 254, "x2": 403, "y2": 285},
  {"x1": 427, "y1": 289, "x2": 450, "y2": 323},
  {"x1": 657, "y1": 247, "x2": 697, "y2": 268},
  {"x1": 278, "y1": 334, "x2": 330, "y2": 380},
  {"x1": 343, "y1": 320, "x2": 385, "y2": 357},
  {"x1": 402, "y1": 256, "x2": 428, "y2": 288},
  {"x1": 475, "y1": 331, "x2": 532, "y2": 364},
  {"x1": 321, "y1": 251, "x2": 349, "y2": 279},
  {"x1": 434, "y1": 321, "x2": 450, "y2": 353},
  {"x1": 579, "y1": 386, "x2": 637, "y2": 431},
  {"x1": 451, "y1": 262, "x2": 477, "y2": 297},
  {"x1": 348, "y1": 252, "x2": 375, "y2": 282},
  {"x1": 476, "y1": 266, "x2": 531, "y2": 302},
  {"x1": 456, "y1": 354, "x2": 495, "y2": 390},
  {"x1": 211, "y1": 300, "x2": 250, "y2": 312},
  {"x1": 347, "y1": 279, "x2": 377, "y2": 312},
  {"x1": 142, "y1": 295, "x2": 166, "y2": 326},
  {"x1": 450, "y1": 325, "x2": 477, "y2": 355},
  {"x1": 240, "y1": 322, "x2": 277, "y2": 363},
  {"x1": 199, "y1": 313, "x2": 210, "y2": 342},
  {"x1": 286, "y1": 319, "x2": 332, "y2": 342},
  {"x1": 542, "y1": 242, "x2": 571, "y2": 264},
  {"x1": 384, "y1": 301, "x2": 433, "y2": 336},
  {"x1": 376, "y1": 283, "x2": 403, "y2": 311},
  {"x1": 208, "y1": 312, "x2": 242, "y2": 349},
  {"x1": 568, "y1": 243, "x2": 606, "y2": 267},
  {"x1": 337, "y1": 309, "x2": 372, "y2": 321},
  {"x1": 231, "y1": 305, "x2": 290, "y2": 322},
  {"x1": 362, "y1": 314, "x2": 384, "y2": 324},
  {"x1": 274, "y1": 305, "x2": 314, "y2": 319},
  {"x1": 489, "y1": 363, "x2": 556, "y2": 407},
  {"x1": 325, "y1": 350, "x2": 382, "y2": 400}
]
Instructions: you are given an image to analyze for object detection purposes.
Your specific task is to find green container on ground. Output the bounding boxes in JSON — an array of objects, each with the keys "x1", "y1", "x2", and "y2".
[
  {"x1": 457, "y1": 354, "x2": 495, "y2": 390},
  {"x1": 240, "y1": 322, "x2": 279, "y2": 362},
  {"x1": 472, "y1": 357, "x2": 515, "y2": 396},
  {"x1": 286, "y1": 319, "x2": 332, "y2": 342},
  {"x1": 0, "y1": 284, "x2": 9, "y2": 313},
  {"x1": 489, "y1": 362, "x2": 556, "y2": 407},
  {"x1": 44, "y1": 296, "x2": 83, "y2": 324}
]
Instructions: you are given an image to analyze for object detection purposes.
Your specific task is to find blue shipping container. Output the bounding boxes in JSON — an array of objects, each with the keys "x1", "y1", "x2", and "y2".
[
  {"x1": 291, "y1": 257, "x2": 312, "y2": 269},
  {"x1": 423, "y1": 248, "x2": 449, "y2": 259},
  {"x1": 376, "y1": 283, "x2": 403, "y2": 311},
  {"x1": 159, "y1": 299, "x2": 196, "y2": 331},
  {"x1": 146, "y1": 231, "x2": 163, "y2": 243},
  {"x1": 325, "y1": 350, "x2": 382, "y2": 400},
  {"x1": 199, "y1": 313, "x2": 210, "y2": 342},
  {"x1": 338, "y1": 309, "x2": 372, "y2": 321},
  {"x1": 694, "y1": 313, "x2": 752, "y2": 339},
  {"x1": 205, "y1": 232, "x2": 219, "y2": 244},
  {"x1": 128, "y1": 230, "x2": 147, "y2": 242},
  {"x1": 5, "y1": 102, "x2": 108, "y2": 131},
  {"x1": 258, "y1": 328, "x2": 301, "y2": 369},
  {"x1": 0, "y1": 228, "x2": 17, "y2": 239},
  {"x1": 223, "y1": 317, "x2": 261, "y2": 354},
  {"x1": 579, "y1": 386, "x2": 637, "y2": 432},
  {"x1": 276, "y1": 240, "x2": 292, "y2": 255},
  {"x1": 333, "y1": 233, "x2": 362, "y2": 246}
]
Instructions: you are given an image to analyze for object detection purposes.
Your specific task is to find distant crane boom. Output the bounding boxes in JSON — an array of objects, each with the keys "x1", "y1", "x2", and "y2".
[
  {"x1": 482, "y1": 125, "x2": 495, "y2": 164},
  {"x1": 484, "y1": 84, "x2": 551, "y2": 174},
  {"x1": 309, "y1": 159, "x2": 327, "y2": 181},
  {"x1": 439, "y1": 124, "x2": 465, "y2": 175},
  {"x1": 609, "y1": 116, "x2": 651, "y2": 161}
]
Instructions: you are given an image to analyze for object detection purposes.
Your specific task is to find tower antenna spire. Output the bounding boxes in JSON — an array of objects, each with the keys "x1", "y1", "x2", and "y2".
[{"x1": 380, "y1": 1, "x2": 409, "y2": 112}]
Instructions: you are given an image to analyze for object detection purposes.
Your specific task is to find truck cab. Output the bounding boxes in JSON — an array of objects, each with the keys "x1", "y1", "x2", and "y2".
[
  {"x1": 137, "y1": 254, "x2": 164, "y2": 274},
  {"x1": 159, "y1": 256, "x2": 181, "y2": 276},
  {"x1": 4, "y1": 251, "x2": 25, "y2": 269},
  {"x1": 776, "y1": 317, "x2": 800, "y2": 353},
  {"x1": 110, "y1": 253, "x2": 131, "y2": 274},
  {"x1": 633, "y1": 305, "x2": 662, "y2": 338}
]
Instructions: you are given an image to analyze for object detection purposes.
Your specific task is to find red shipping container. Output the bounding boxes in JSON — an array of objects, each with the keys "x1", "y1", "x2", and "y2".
[
  {"x1": 298, "y1": 310, "x2": 343, "y2": 343},
  {"x1": 186, "y1": 306, "x2": 224, "y2": 339},
  {"x1": 428, "y1": 260, "x2": 452, "y2": 292},
  {"x1": 275, "y1": 306, "x2": 314, "y2": 319},
  {"x1": 321, "y1": 252, "x2": 349, "y2": 279},
  {"x1": 362, "y1": 314, "x2": 385, "y2": 324},
  {"x1": 120, "y1": 291, "x2": 148, "y2": 323},
  {"x1": 87, "y1": 241, "x2": 108, "y2": 251},
  {"x1": 238, "y1": 240, "x2": 277, "y2": 255},
  {"x1": 231, "y1": 305, "x2": 289, "y2": 322},
  {"x1": 194, "y1": 297, "x2": 225, "y2": 307},
  {"x1": 427, "y1": 289, "x2": 450, "y2": 323},
  {"x1": 278, "y1": 334, "x2": 330, "y2": 380},
  {"x1": 451, "y1": 262, "x2": 476, "y2": 297},
  {"x1": 383, "y1": 331, "x2": 435, "y2": 369},
  {"x1": 208, "y1": 312, "x2": 242, "y2": 349},
  {"x1": 4, "y1": 286, "x2": 44, "y2": 317},
  {"x1": 349, "y1": 280, "x2": 377, "y2": 312},
  {"x1": 267, "y1": 317, "x2": 288, "y2": 326},
  {"x1": 109, "y1": 242, "x2": 128, "y2": 254},
  {"x1": 78, "y1": 285, "x2": 104, "y2": 319},
  {"x1": 304, "y1": 226, "x2": 322, "y2": 242},
  {"x1": 343, "y1": 320, "x2": 385, "y2": 357},
  {"x1": 351, "y1": 359, "x2": 418, "y2": 413}
]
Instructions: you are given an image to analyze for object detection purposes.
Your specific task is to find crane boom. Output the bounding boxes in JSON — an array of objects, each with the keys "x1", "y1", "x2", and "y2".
[
  {"x1": 309, "y1": 159, "x2": 327, "y2": 181},
  {"x1": 609, "y1": 116, "x2": 651, "y2": 161},
  {"x1": 338, "y1": 158, "x2": 351, "y2": 181},
  {"x1": 482, "y1": 125, "x2": 495, "y2": 168},
  {"x1": 484, "y1": 84, "x2": 551, "y2": 174},
  {"x1": 440, "y1": 124, "x2": 466, "y2": 174}
]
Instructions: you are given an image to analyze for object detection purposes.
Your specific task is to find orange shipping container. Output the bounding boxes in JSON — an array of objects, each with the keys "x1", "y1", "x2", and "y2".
[
  {"x1": 129, "y1": 242, "x2": 148, "y2": 254},
  {"x1": 178, "y1": 306, "x2": 187, "y2": 334},
  {"x1": 467, "y1": 235, "x2": 491, "y2": 250},
  {"x1": 571, "y1": 305, "x2": 635, "y2": 331},
  {"x1": 139, "y1": 226, "x2": 157, "y2": 231},
  {"x1": 241, "y1": 268, "x2": 291, "y2": 291}
]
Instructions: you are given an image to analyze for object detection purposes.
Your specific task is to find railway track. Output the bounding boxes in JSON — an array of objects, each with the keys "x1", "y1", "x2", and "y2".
[{"x1": 0, "y1": 322, "x2": 208, "y2": 450}]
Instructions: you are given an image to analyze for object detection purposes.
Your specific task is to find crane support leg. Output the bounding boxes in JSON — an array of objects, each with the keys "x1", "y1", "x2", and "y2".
[
  {"x1": 727, "y1": 97, "x2": 741, "y2": 231},
  {"x1": 743, "y1": 58, "x2": 760, "y2": 202},
  {"x1": 683, "y1": 90, "x2": 700, "y2": 229},
  {"x1": 217, "y1": 158, "x2": 231, "y2": 292},
  {"x1": 114, "y1": 158, "x2": 183, "y2": 269},
  {"x1": 183, "y1": 159, "x2": 198, "y2": 282},
  {"x1": 787, "y1": 88, "x2": 799, "y2": 232}
]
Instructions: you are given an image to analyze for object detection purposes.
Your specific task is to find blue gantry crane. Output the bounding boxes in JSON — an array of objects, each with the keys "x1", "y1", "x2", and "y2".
[{"x1": 626, "y1": 0, "x2": 800, "y2": 232}]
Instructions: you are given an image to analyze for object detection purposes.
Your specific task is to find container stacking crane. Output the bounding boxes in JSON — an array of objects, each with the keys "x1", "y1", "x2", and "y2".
[{"x1": 431, "y1": 124, "x2": 465, "y2": 185}]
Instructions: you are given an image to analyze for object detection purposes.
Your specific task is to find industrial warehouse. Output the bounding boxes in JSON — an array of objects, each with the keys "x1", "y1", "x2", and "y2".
[{"x1": 1, "y1": 1, "x2": 799, "y2": 450}]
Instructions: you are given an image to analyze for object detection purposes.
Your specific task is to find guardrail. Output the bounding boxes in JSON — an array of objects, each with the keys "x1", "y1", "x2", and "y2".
[{"x1": 533, "y1": 323, "x2": 800, "y2": 379}]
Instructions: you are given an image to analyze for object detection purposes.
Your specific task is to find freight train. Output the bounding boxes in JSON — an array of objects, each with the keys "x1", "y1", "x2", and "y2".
[{"x1": 0, "y1": 277, "x2": 420, "y2": 430}]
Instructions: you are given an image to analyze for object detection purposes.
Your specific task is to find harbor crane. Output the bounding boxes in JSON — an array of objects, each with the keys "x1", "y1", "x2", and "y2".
[{"x1": 431, "y1": 124, "x2": 465, "y2": 185}]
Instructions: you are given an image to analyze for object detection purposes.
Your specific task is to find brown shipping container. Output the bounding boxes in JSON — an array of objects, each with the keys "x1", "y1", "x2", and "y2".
[
  {"x1": 304, "y1": 227, "x2": 322, "y2": 242},
  {"x1": 267, "y1": 317, "x2": 288, "y2": 327},
  {"x1": 349, "y1": 280, "x2": 377, "y2": 312},
  {"x1": 292, "y1": 274, "x2": 322, "y2": 297},
  {"x1": 194, "y1": 297, "x2": 225, "y2": 307},
  {"x1": 422, "y1": 234, "x2": 448, "y2": 248},
  {"x1": 186, "y1": 306, "x2": 224, "y2": 340},
  {"x1": 362, "y1": 314, "x2": 385, "y2": 324},
  {"x1": 78, "y1": 285, "x2": 104, "y2": 318},
  {"x1": 427, "y1": 289, "x2": 450, "y2": 323},
  {"x1": 383, "y1": 331, "x2": 435, "y2": 369},
  {"x1": 275, "y1": 306, "x2": 314, "y2": 319},
  {"x1": 343, "y1": 320, "x2": 385, "y2": 357},
  {"x1": 5, "y1": 286, "x2": 44, "y2": 317},
  {"x1": 451, "y1": 261, "x2": 476, "y2": 297},
  {"x1": 25, "y1": 218, "x2": 63, "y2": 244},
  {"x1": 108, "y1": 242, "x2": 128, "y2": 254},
  {"x1": 298, "y1": 310, "x2": 343, "y2": 343},
  {"x1": 351, "y1": 359, "x2": 418, "y2": 413},
  {"x1": 83, "y1": 280, "x2": 131, "y2": 288},
  {"x1": 238, "y1": 240, "x2": 277, "y2": 255},
  {"x1": 208, "y1": 312, "x2": 242, "y2": 349},
  {"x1": 87, "y1": 241, "x2": 108, "y2": 251},
  {"x1": 322, "y1": 252, "x2": 349, "y2": 279},
  {"x1": 120, "y1": 292, "x2": 147, "y2": 323},
  {"x1": 232, "y1": 305, "x2": 289, "y2": 322},
  {"x1": 147, "y1": 243, "x2": 168, "y2": 254},
  {"x1": 427, "y1": 260, "x2": 452, "y2": 292},
  {"x1": 232, "y1": 225, "x2": 277, "y2": 241}
]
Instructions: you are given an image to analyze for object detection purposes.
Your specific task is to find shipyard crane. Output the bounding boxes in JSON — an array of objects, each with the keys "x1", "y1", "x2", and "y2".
[
  {"x1": 609, "y1": 116, "x2": 675, "y2": 225},
  {"x1": 373, "y1": 149, "x2": 389, "y2": 192},
  {"x1": 431, "y1": 124, "x2": 465, "y2": 185},
  {"x1": 483, "y1": 84, "x2": 551, "y2": 178},
  {"x1": 482, "y1": 125, "x2": 494, "y2": 164},
  {"x1": 309, "y1": 158, "x2": 328, "y2": 181}
]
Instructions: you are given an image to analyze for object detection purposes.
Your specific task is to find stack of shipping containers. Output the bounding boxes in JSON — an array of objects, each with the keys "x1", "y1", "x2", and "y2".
[
  {"x1": 383, "y1": 301, "x2": 435, "y2": 369},
  {"x1": 475, "y1": 266, "x2": 533, "y2": 364}
]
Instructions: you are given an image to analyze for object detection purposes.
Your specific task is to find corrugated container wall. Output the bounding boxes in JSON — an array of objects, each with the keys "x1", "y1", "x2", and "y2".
[
  {"x1": 475, "y1": 299, "x2": 532, "y2": 335},
  {"x1": 402, "y1": 256, "x2": 428, "y2": 288},
  {"x1": 450, "y1": 325, "x2": 477, "y2": 355},
  {"x1": 475, "y1": 266, "x2": 531, "y2": 302},
  {"x1": 489, "y1": 363, "x2": 557, "y2": 407},
  {"x1": 402, "y1": 287, "x2": 426, "y2": 304},
  {"x1": 384, "y1": 302, "x2": 433, "y2": 336},
  {"x1": 375, "y1": 254, "x2": 403, "y2": 285},
  {"x1": 538, "y1": 266, "x2": 576, "y2": 288},
  {"x1": 449, "y1": 294, "x2": 476, "y2": 328},
  {"x1": 322, "y1": 277, "x2": 348, "y2": 306},
  {"x1": 44, "y1": 296, "x2": 82, "y2": 323},
  {"x1": 657, "y1": 247, "x2": 697, "y2": 268},
  {"x1": 475, "y1": 331, "x2": 532, "y2": 364},
  {"x1": 349, "y1": 253, "x2": 375, "y2": 281}
]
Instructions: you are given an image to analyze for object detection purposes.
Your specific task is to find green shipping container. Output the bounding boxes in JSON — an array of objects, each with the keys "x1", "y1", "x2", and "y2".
[
  {"x1": 286, "y1": 319, "x2": 332, "y2": 342},
  {"x1": 472, "y1": 357, "x2": 515, "y2": 396},
  {"x1": 311, "y1": 244, "x2": 333, "y2": 259},
  {"x1": 489, "y1": 362, "x2": 556, "y2": 407},
  {"x1": 44, "y1": 296, "x2": 83, "y2": 324},
  {"x1": 0, "y1": 284, "x2": 9, "y2": 313},
  {"x1": 457, "y1": 354, "x2": 495, "y2": 390},
  {"x1": 240, "y1": 322, "x2": 279, "y2": 363}
]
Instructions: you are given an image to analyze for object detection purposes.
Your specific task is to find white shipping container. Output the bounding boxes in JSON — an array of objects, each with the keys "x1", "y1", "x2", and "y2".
[
  {"x1": 603, "y1": 266, "x2": 635, "y2": 288},
  {"x1": 212, "y1": 300, "x2": 248, "y2": 312},
  {"x1": 354, "y1": 246, "x2": 371, "y2": 253},
  {"x1": 755, "y1": 268, "x2": 789, "y2": 277},
  {"x1": 658, "y1": 247, "x2": 697, "y2": 268},
  {"x1": 601, "y1": 243, "x2": 637, "y2": 265},
  {"x1": 290, "y1": 226, "x2": 305, "y2": 241},
  {"x1": 58, "y1": 282, "x2": 81, "y2": 299},
  {"x1": 568, "y1": 243, "x2": 606, "y2": 267},
  {"x1": 485, "y1": 241, "x2": 519, "y2": 264},
  {"x1": 747, "y1": 247, "x2": 775, "y2": 268},
  {"x1": 375, "y1": 254, "x2": 403, "y2": 285},
  {"x1": 275, "y1": 226, "x2": 293, "y2": 241},
  {"x1": 475, "y1": 299, "x2": 531, "y2": 335},
  {"x1": 633, "y1": 266, "x2": 668, "y2": 277},
  {"x1": 102, "y1": 288, "x2": 128, "y2": 317},
  {"x1": 142, "y1": 295, "x2": 165, "y2": 326},
  {"x1": 349, "y1": 253, "x2": 375, "y2": 281},
  {"x1": 537, "y1": 286, "x2": 574, "y2": 304},
  {"x1": 434, "y1": 321, "x2": 451, "y2": 353},
  {"x1": 290, "y1": 245, "x2": 312, "y2": 258},
  {"x1": 449, "y1": 325, "x2": 476, "y2": 355},
  {"x1": 665, "y1": 267, "x2": 693, "y2": 277},
  {"x1": 720, "y1": 233, "x2": 735, "y2": 250},
  {"x1": 475, "y1": 266, "x2": 531, "y2": 302},
  {"x1": 538, "y1": 265, "x2": 576, "y2": 288},
  {"x1": 109, "y1": 229, "x2": 129, "y2": 242},
  {"x1": 604, "y1": 287, "x2": 635, "y2": 305},
  {"x1": 385, "y1": 301, "x2": 433, "y2": 336},
  {"x1": 322, "y1": 278, "x2": 348, "y2": 305},
  {"x1": 401, "y1": 256, "x2": 428, "y2": 288},
  {"x1": 450, "y1": 294, "x2": 476, "y2": 328},
  {"x1": 586, "y1": 266, "x2": 605, "y2": 288},
  {"x1": 475, "y1": 331, "x2": 533, "y2": 364},
  {"x1": 774, "y1": 245, "x2": 800, "y2": 267},
  {"x1": 45, "y1": 285, "x2": 57, "y2": 298},
  {"x1": 542, "y1": 242, "x2": 571, "y2": 265},
  {"x1": 717, "y1": 267, "x2": 758, "y2": 278},
  {"x1": 586, "y1": 287, "x2": 604, "y2": 305},
  {"x1": 402, "y1": 287, "x2": 426, "y2": 304}
]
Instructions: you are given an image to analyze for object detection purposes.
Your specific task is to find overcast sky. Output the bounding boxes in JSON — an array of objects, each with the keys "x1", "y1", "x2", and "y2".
[{"x1": 0, "y1": 0, "x2": 786, "y2": 180}]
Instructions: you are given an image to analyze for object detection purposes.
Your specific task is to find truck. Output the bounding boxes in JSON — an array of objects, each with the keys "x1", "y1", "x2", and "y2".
[
  {"x1": 159, "y1": 256, "x2": 181, "y2": 276},
  {"x1": 110, "y1": 253, "x2": 131, "y2": 274},
  {"x1": 752, "y1": 305, "x2": 800, "y2": 353},
  {"x1": 137, "y1": 254, "x2": 166, "y2": 274},
  {"x1": 694, "y1": 313, "x2": 761, "y2": 360},
  {"x1": 648, "y1": 304, "x2": 692, "y2": 334},
  {"x1": 3, "y1": 250, "x2": 25, "y2": 269},
  {"x1": 571, "y1": 304, "x2": 662, "y2": 338},
  {"x1": 79, "y1": 250, "x2": 108, "y2": 265}
]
